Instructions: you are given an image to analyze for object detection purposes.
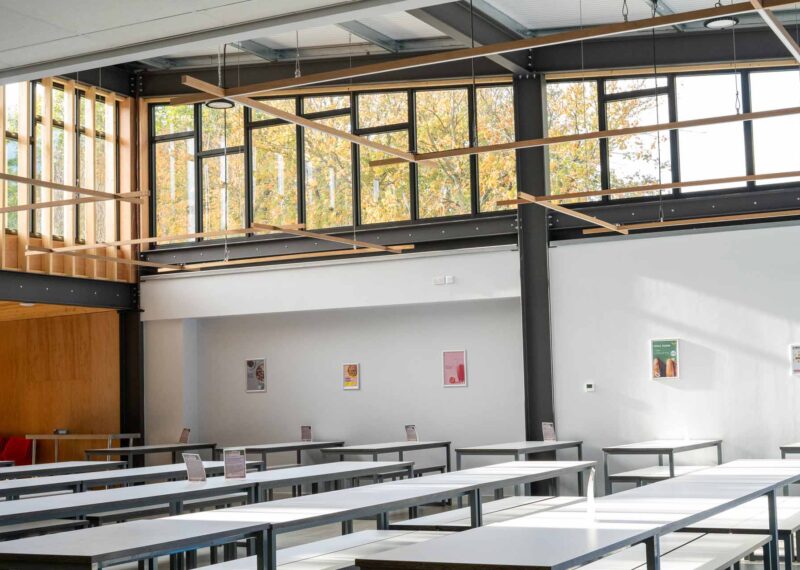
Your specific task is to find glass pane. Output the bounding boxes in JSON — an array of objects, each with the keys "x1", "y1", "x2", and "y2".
[
  {"x1": 34, "y1": 123, "x2": 45, "y2": 233},
  {"x1": 304, "y1": 115, "x2": 353, "y2": 229},
  {"x1": 358, "y1": 92, "x2": 407, "y2": 128},
  {"x1": 52, "y1": 126, "x2": 66, "y2": 237},
  {"x1": 360, "y1": 131, "x2": 410, "y2": 224},
  {"x1": 252, "y1": 124, "x2": 298, "y2": 226},
  {"x1": 80, "y1": 93, "x2": 90, "y2": 129},
  {"x1": 607, "y1": 93, "x2": 671, "y2": 198},
  {"x1": 750, "y1": 70, "x2": 800, "y2": 185},
  {"x1": 95, "y1": 98, "x2": 106, "y2": 135},
  {"x1": 201, "y1": 104, "x2": 244, "y2": 150},
  {"x1": 546, "y1": 81, "x2": 601, "y2": 203},
  {"x1": 477, "y1": 85, "x2": 516, "y2": 212},
  {"x1": 155, "y1": 139, "x2": 196, "y2": 240},
  {"x1": 415, "y1": 89, "x2": 471, "y2": 218},
  {"x1": 52, "y1": 87, "x2": 65, "y2": 124},
  {"x1": 34, "y1": 82, "x2": 44, "y2": 118},
  {"x1": 4, "y1": 83, "x2": 20, "y2": 134},
  {"x1": 676, "y1": 73, "x2": 746, "y2": 192},
  {"x1": 154, "y1": 104, "x2": 194, "y2": 136},
  {"x1": 95, "y1": 137, "x2": 108, "y2": 242},
  {"x1": 605, "y1": 76, "x2": 667, "y2": 95},
  {"x1": 4, "y1": 139, "x2": 18, "y2": 231},
  {"x1": 202, "y1": 153, "x2": 245, "y2": 233},
  {"x1": 251, "y1": 98, "x2": 296, "y2": 122},
  {"x1": 78, "y1": 133, "x2": 90, "y2": 241},
  {"x1": 304, "y1": 95, "x2": 349, "y2": 113}
]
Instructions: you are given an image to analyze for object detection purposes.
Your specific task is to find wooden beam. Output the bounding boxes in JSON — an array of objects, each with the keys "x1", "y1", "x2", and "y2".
[
  {"x1": 181, "y1": 76, "x2": 413, "y2": 162},
  {"x1": 25, "y1": 223, "x2": 306, "y2": 256},
  {"x1": 0, "y1": 172, "x2": 142, "y2": 204},
  {"x1": 546, "y1": 58, "x2": 799, "y2": 81},
  {"x1": 523, "y1": 170, "x2": 800, "y2": 203},
  {"x1": 751, "y1": 0, "x2": 800, "y2": 63},
  {"x1": 251, "y1": 223, "x2": 410, "y2": 253},
  {"x1": 0, "y1": 193, "x2": 146, "y2": 214},
  {"x1": 168, "y1": 0, "x2": 800, "y2": 106},
  {"x1": 27, "y1": 245, "x2": 189, "y2": 271},
  {"x1": 372, "y1": 105, "x2": 800, "y2": 166},
  {"x1": 160, "y1": 245, "x2": 415, "y2": 273},
  {"x1": 583, "y1": 208, "x2": 800, "y2": 235},
  {"x1": 518, "y1": 192, "x2": 628, "y2": 235}
]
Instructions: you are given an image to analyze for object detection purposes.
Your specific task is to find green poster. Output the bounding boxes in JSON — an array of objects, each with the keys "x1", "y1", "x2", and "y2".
[{"x1": 651, "y1": 339, "x2": 679, "y2": 379}]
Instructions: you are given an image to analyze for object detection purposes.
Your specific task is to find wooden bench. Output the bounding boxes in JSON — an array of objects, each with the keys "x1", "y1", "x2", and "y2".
[
  {"x1": 0, "y1": 519, "x2": 89, "y2": 540},
  {"x1": 580, "y1": 532, "x2": 768, "y2": 569},
  {"x1": 201, "y1": 530, "x2": 450, "y2": 569},
  {"x1": 85, "y1": 492, "x2": 249, "y2": 526},
  {"x1": 388, "y1": 496, "x2": 583, "y2": 531}
]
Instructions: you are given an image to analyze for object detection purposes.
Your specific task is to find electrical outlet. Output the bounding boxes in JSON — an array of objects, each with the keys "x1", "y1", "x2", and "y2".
[
  {"x1": 432, "y1": 276, "x2": 445, "y2": 285},
  {"x1": 444, "y1": 275, "x2": 454, "y2": 284},
  {"x1": 584, "y1": 382, "x2": 596, "y2": 392}
]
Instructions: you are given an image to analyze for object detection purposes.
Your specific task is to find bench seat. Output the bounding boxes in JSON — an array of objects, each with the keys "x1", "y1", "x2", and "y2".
[
  {"x1": 389, "y1": 496, "x2": 583, "y2": 531},
  {"x1": 580, "y1": 532, "x2": 769, "y2": 569},
  {"x1": 85, "y1": 492, "x2": 249, "y2": 525},
  {"x1": 207, "y1": 530, "x2": 450, "y2": 569},
  {"x1": 609, "y1": 465, "x2": 710, "y2": 486},
  {"x1": 0, "y1": 519, "x2": 89, "y2": 540}
]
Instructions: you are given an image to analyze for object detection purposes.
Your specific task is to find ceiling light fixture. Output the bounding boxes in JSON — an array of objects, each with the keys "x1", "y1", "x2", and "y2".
[
  {"x1": 205, "y1": 99, "x2": 234, "y2": 109},
  {"x1": 704, "y1": 15, "x2": 740, "y2": 29},
  {"x1": 206, "y1": 44, "x2": 235, "y2": 109},
  {"x1": 19, "y1": 302, "x2": 35, "y2": 307}
]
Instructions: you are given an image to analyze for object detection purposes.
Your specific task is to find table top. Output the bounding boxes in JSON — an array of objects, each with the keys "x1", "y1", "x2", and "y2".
[
  {"x1": 354, "y1": 459, "x2": 800, "y2": 570},
  {"x1": 320, "y1": 441, "x2": 450, "y2": 454},
  {"x1": 688, "y1": 495, "x2": 800, "y2": 533},
  {"x1": 0, "y1": 461, "x2": 125, "y2": 480},
  {"x1": 456, "y1": 441, "x2": 582, "y2": 454},
  {"x1": 0, "y1": 460, "x2": 259, "y2": 498},
  {"x1": 84, "y1": 442, "x2": 217, "y2": 455},
  {"x1": 0, "y1": 460, "x2": 595, "y2": 566},
  {"x1": 233, "y1": 441, "x2": 345, "y2": 453},
  {"x1": 780, "y1": 442, "x2": 800, "y2": 452},
  {"x1": 602, "y1": 439, "x2": 722, "y2": 454},
  {"x1": 26, "y1": 433, "x2": 140, "y2": 440}
]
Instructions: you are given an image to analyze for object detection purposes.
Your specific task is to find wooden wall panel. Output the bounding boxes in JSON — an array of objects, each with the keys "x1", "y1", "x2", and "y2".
[{"x1": 0, "y1": 311, "x2": 120, "y2": 462}]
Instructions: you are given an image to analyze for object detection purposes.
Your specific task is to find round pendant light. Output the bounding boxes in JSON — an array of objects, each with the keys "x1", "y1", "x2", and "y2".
[
  {"x1": 205, "y1": 98, "x2": 235, "y2": 110},
  {"x1": 704, "y1": 15, "x2": 739, "y2": 29}
]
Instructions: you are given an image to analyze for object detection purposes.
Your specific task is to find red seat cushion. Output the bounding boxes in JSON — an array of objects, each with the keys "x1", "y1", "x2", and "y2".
[
  {"x1": 0, "y1": 437, "x2": 7, "y2": 454},
  {"x1": 0, "y1": 437, "x2": 32, "y2": 466}
]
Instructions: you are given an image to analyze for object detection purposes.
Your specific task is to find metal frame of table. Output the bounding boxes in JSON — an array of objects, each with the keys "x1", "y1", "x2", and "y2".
[
  {"x1": 603, "y1": 439, "x2": 723, "y2": 494},
  {"x1": 0, "y1": 461, "x2": 595, "y2": 570},
  {"x1": 0, "y1": 460, "x2": 262, "y2": 500},
  {"x1": 0, "y1": 461, "x2": 125, "y2": 480},
  {"x1": 455, "y1": 441, "x2": 584, "y2": 494},
  {"x1": 217, "y1": 441, "x2": 345, "y2": 469},
  {"x1": 26, "y1": 433, "x2": 140, "y2": 463},
  {"x1": 84, "y1": 442, "x2": 217, "y2": 466},
  {"x1": 0, "y1": 462, "x2": 12, "y2": 468},
  {"x1": 321, "y1": 441, "x2": 452, "y2": 472},
  {"x1": 354, "y1": 460, "x2": 800, "y2": 570}
]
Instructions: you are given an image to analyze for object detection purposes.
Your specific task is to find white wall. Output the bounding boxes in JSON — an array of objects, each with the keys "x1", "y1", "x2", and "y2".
[
  {"x1": 142, "y1": 248, "x2": 526, "y2": 467},
  {"x1": 550, "y1": 224, "x2": 800, "y2": 487}
]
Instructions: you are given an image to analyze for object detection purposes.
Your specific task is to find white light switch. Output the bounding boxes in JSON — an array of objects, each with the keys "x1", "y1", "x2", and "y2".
[{"x1": 444, "y1": 275, "x2": 454, "y2": 284}]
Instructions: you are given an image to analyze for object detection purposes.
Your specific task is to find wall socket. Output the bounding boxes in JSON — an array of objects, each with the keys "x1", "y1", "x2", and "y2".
[
  {"x1": 584, "y1": 382, "x2": 596, "y2": 392},
  {"x1": 433, "y1": 275, "x2": 455, "y2": 285}
]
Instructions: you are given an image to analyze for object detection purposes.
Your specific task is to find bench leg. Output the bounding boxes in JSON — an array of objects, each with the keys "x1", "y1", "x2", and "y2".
[
  {"x1": 783, "y1": 534, "x2": 792, "y2": 570},
  {"x1": 763, "y1": 544, "x2": 770, "y2": 569},
  {"x1": 342, "y1": 520, "x2": 353, "y2": 534},
  {"x1": 377, "y1": 512, "x2": 388, "y2": 530},
  {"x1": 186, "y1": 550, "x2": 198, "y2": 569},
  {"x1": 645, "y1": 536, "x2": 661, "y2": 570},
  {"x1": 224, "y1": 542, "x2": 238, "y2": 561},
  {"x1": 210, "y1": 546, "x2": 219, "y2": 564}
]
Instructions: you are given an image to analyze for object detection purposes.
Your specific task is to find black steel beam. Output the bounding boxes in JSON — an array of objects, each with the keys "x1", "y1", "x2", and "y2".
[
  {"x1": 119, "y1": 309, "x2": 145, "y2": 461},
  {"x1": 141, "y1": 215, "x2": 518, "y2": 267},
  {"x1": 138, "y1": 53, "x2": 508, "y2": 97},
  {"x1": 546, "y1": 183, "x2": 800, "y2": 239},
  {"x1": 409, "y1": 2, "x2": 531, "y2": 74},
  {"x1": 514, "y1": 76, "x2": 555, "y2": 445},
  {"x1": 531, "y1": 28, "x2": 792, "y2": 73},
  {"x1": 60, "y1": 65, "x2": 133, "y2": 97},
  {"x1": 0, "y1": 270, "x2": 137, "y2": 309}
]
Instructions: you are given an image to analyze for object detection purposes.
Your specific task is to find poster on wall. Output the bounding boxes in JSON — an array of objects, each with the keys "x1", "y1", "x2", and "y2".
[
  {"x1": 791, "y1": 345, "x2": 800, "y2": 375},
  {"x1": 246, "y1": 358, "x2": 266, "y2": 392},
  {"x1": 342, "y1": 363, "x2": 360, "y2": 390},
  {"x1": 651, "y1": 339, "x2": 679, "y2": 380},
  {"x1": 443, "y1": 350, "x2": 467, "y2": 387}
]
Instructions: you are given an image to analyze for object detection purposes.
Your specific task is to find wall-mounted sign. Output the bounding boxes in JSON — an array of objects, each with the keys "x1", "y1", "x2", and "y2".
[
  {"x1": 342, "y1": 363, "x2": 360, "y2": 390},
  {"x1": 246, "y1": 358, "x2": 266, "y2": 393},
  {"x1": 443, "y1": 350, "x2": 467, "y2": 387},
  {"x1": 651, "y1": 339, "x2": 679, "y2": 380}
]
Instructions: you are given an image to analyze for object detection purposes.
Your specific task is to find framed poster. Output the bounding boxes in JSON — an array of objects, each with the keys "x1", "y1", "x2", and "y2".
[
  {"x1": 791, "y1": 345, "x2": 800, "y2": 375},
  {"x1": 342, "y1": 363, "x2": 360, "y2": 390},
  {"x1": 443, "y1": 350, "x2": 467, "y2": 387},
  {"x1": 223, "y1": 448, "x2": 247, "y2": 479},
  {"x1": 246, "y1": 358, "x2": 266, "y2": 393},
  {"x1": 651, "y1": 339, "x2": 679, "y2": 380},
  {"x1": 182, "y1": 453, "x2": 206, "y2": 482}
]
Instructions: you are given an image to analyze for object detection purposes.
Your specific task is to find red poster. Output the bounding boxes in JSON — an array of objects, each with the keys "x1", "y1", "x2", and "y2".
[{"x1": 443, "y1": 350, "x2": 467, "y2": 387}]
